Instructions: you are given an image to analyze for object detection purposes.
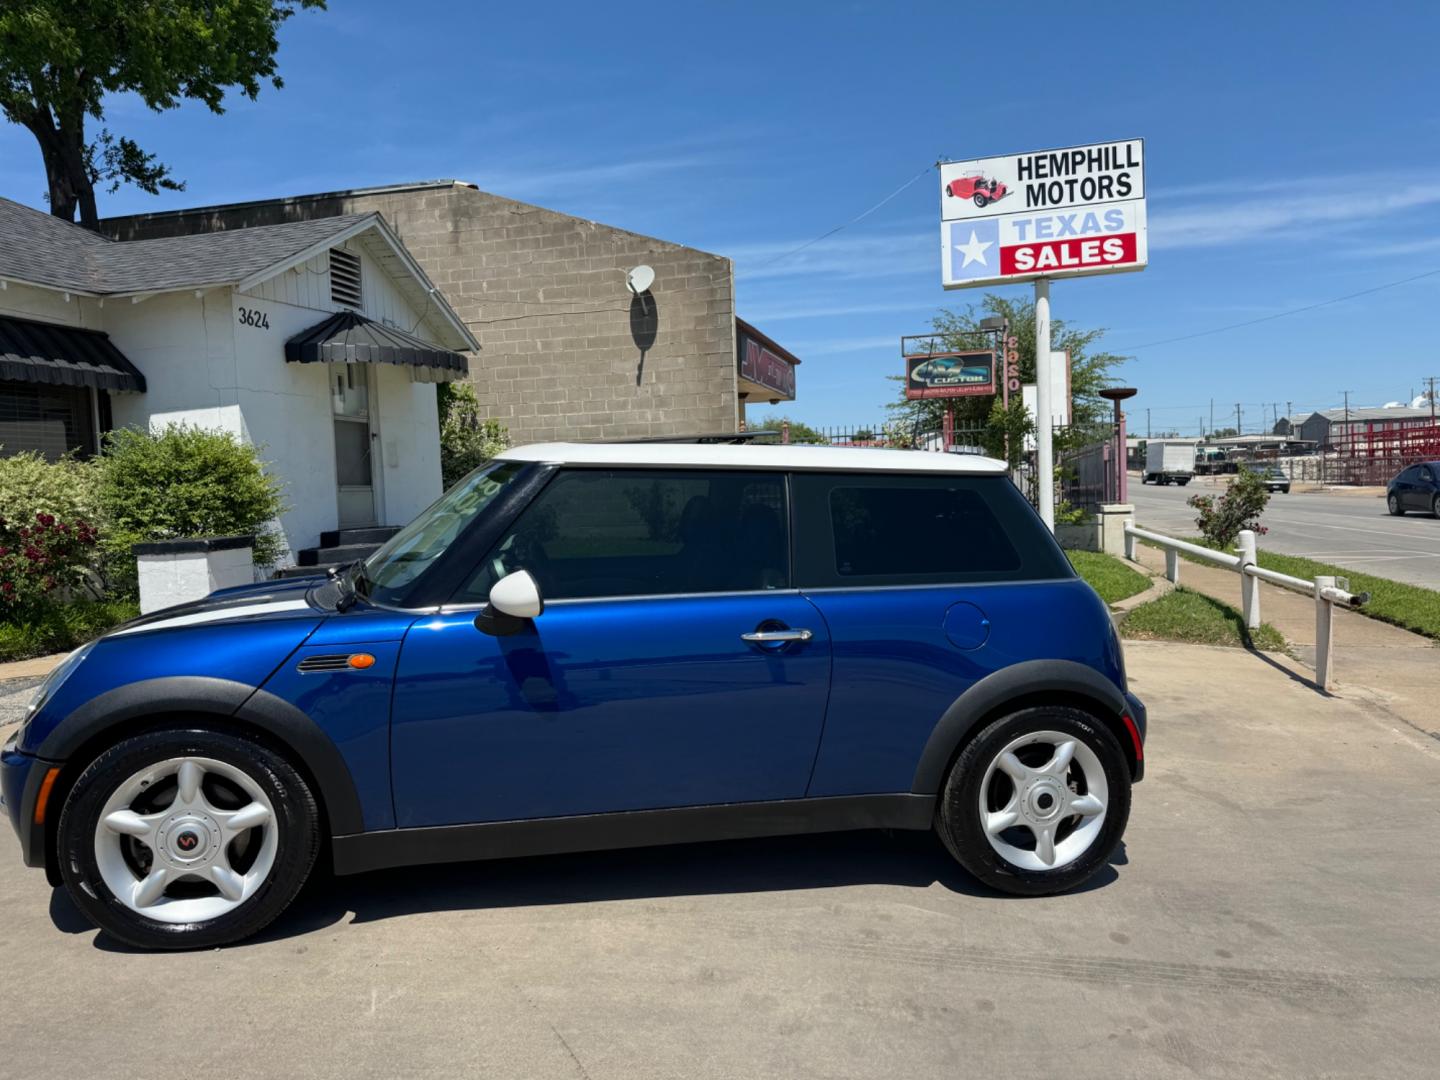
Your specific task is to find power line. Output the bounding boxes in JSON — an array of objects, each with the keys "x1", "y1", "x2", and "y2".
[
  {"x1": 756, "y1": 161, "x2": 936, "y2": 268},
  {"x1": 1113, "y1": 267, "x2": 1440, "y2": 353}
]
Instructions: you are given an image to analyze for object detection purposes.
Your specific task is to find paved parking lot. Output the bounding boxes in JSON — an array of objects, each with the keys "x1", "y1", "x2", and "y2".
[{"x1": 3, "y1": 641, "x2": 1438, "y2": 1079}]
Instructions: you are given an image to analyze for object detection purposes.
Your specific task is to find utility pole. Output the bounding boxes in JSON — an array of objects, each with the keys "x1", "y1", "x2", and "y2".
[
  {"x1": 1425, "y1": 376, "x2": 1438, "y2": 426},
  {"x1": 1199, "y1": 416, "x2": 1205, "y2": 438},
  {"x1": 1209, "y1": 398, "x2": 1214, "y2": 437},
  {"x1": 1271, "y1": 403, "x2": 1279, "y2": 433},
  {"x1": 1235, "y1": 402, "x2": 1242, "y2": 436},
  {"x1": 1146, "y1": 408, "x2": 1151, "y2": 438}
]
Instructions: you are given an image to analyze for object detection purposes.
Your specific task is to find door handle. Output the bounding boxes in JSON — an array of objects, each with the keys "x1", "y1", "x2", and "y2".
[{"x1": 741, "y1": 628, "x2": 813, "y2": 643}]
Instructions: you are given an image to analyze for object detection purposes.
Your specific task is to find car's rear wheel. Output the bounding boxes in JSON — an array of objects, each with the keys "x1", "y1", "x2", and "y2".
[
  {"x1": 57, "y1": 728, "x2": 319, "y2": 950},
  {"x1": 973, "y1": 193, "x2": 988, "y2": 208},
  {"x1": 1432, "y1": 493, "x2": 1439, "y2": 518},
  {"x1": 1388, "y1": 493, "x2": 1404, "y2": 516},
  {"x1": 936, "y1": 706, "x2": 1131, "y2": 896}
]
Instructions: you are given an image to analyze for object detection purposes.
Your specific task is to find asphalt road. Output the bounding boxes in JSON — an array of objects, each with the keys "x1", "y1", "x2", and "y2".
[
  {"x1": 2, "y1": 642, "x2": 1439, "y2": 1079},
  {"x1": 1128, "y1": 476, "x2": 1440, "y2": 589}
]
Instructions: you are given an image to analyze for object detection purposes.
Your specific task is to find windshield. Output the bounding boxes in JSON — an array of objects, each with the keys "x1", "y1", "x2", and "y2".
[{"x1": 357, "y1": 460, "x2": 525, "y2": 606}]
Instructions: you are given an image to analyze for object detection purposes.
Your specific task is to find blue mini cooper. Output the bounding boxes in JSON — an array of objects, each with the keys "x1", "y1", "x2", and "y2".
[{"x1": 3, "y1": 443, "x2": 1145, "y2": 949}]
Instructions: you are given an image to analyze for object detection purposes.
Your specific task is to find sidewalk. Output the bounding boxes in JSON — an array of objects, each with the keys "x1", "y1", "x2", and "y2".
[{"x1": 1129, "y1": 543, "x2": 1440, "y2": 739}]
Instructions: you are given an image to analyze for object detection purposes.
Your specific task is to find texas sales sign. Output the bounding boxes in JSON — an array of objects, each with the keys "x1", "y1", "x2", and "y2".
[{"x1": 940, "y1": 139, "x2": 1146, "y2": 288}]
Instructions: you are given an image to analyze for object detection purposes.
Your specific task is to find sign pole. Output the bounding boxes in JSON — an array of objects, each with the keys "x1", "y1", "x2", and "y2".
[{"x1": 1034, "y1": 277, "x2": 1054, "y2": 530}]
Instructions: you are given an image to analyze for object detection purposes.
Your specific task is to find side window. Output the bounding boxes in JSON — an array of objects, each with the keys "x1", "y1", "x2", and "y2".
[
  {"x1": 793, "y1": 472, "x2": 1072, "y2": 587},
  {"x1": 458, "y1": 469, "x2": 789, "y2": 602}
]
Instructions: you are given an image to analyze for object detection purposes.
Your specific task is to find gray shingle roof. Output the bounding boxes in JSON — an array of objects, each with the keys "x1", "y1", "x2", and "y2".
[{"x1": 0, "y1": 196, "x2": 371, "y2": 295}]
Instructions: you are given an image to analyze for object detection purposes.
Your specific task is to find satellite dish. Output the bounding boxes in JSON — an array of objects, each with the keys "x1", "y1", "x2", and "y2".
[{"x1": 626, "y1": 265, "x2": 655, "y2": 294}]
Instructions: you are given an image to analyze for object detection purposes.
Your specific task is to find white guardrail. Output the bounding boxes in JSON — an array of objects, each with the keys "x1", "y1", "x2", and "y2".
[{"x1": 1122, "y1": 523, "x2": 1369, "y2": 692}]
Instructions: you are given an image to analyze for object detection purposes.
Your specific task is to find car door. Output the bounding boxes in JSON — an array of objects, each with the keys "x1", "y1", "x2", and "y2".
[
  {"x1": 389, "y1": 468, "x2": 832, "y2": 827},
  {"x1": 1396, "y1": 466, "x2": 1420, "y2": 509},
  {"x1": 1421, "y1": 466, "x2": 1439, "y2": 511},
  {"x1": 791, "y1": 471, "x2": 1108, "y2": 798}
]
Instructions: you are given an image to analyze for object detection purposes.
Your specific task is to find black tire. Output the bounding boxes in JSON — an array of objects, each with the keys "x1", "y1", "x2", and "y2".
[
  {"x1": 1433, "y1": 494, "x2": 1440, "y2": 518},
  {"x1": 56, "y1": 727, "x2": 320, "y2": 950},
  {"x1": 1388, "y1": 493, "x2": 1404, "y2": 516},
  {"x1": 1176, "y1": 478, "x2": 1190, "y2": 487},
  {"x1": 936, "y1": 706, "x2": 1131, "y2": 896},
  {"x1": 973, "y1": 193, "x2": 988, "y2": 208}
]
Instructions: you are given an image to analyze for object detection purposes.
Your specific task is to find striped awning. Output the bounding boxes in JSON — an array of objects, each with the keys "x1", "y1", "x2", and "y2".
[
  {"x1": 0, "y1": 315, "x2": 147, "y2": 392},
  {"x1": 285, "y1": 310, "x2": 469, "y2": 375}
]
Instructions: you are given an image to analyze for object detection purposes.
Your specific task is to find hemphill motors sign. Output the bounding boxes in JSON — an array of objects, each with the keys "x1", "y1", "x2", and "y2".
[{"x1": 940, "y1": 139, "x2": 1147, "y2": 288}]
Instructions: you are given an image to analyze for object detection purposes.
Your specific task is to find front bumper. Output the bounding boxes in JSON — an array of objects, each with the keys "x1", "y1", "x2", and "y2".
[{"x1": 1, "y1": 735, "x2": 51, "y2": 870}]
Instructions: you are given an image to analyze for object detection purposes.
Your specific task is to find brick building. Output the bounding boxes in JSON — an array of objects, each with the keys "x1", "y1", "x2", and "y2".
[{"x1": 104, "y1": 180, "x2": 800, "y2": 443}]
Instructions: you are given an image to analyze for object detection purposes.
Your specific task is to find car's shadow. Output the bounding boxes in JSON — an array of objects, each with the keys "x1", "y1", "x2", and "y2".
[{"x1": 51, "y1": 830, "x2": 1126, "y2": 951}]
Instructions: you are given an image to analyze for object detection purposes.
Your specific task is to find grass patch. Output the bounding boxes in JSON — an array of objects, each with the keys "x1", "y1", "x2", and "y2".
[
  {"x1": 1067, "y1": 549, "x2": 1152, "y2": 605},
  {"x1": 0, "y1": 599, "x2": 139, "y2": 663},
  {"x1": 1141, "y1": 535, "x2": 1440, "y2": 643},
  {"x1": 1120, "y1": 587, "x2": 1287, "y2": 651}
]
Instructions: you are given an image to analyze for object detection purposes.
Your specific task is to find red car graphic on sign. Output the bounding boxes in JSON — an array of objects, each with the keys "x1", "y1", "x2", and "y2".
[{"x1": 945, "y1": 173, "x2": 1009, "y2": 208}]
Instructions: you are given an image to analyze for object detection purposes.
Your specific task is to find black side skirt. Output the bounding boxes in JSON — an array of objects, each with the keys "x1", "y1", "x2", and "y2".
[{"x1": 330, "y1": 793, "x2": 936, "y2": 877}]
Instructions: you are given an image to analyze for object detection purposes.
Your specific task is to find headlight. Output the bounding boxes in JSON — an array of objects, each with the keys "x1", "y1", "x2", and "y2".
[{"x1": 22, "y1": 641, "x2": 96, "y2": 735}]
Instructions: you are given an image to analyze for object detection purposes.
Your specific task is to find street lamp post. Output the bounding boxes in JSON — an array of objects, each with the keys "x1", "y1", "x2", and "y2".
[{"x1": 1100, "y1": 387, "x2": 1137, "y2": 504}]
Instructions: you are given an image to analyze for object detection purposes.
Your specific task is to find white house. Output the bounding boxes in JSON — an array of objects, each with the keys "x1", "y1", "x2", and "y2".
[{"x1": 0, "y1": 196, "x2": 478, "y2": 570}]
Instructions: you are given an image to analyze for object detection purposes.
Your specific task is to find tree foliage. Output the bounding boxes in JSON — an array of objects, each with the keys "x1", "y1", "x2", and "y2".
[
  {"x1": 438, "y1": 381, "x2": 511, "y2": 489},
  {"x1": 748, "y1": 413, "x2": 829, "y2": 445},
  {"x1": 888, "y1": 293, "x2": 1128, "y2": 449},
  {"x1": 0, "y1": 0, "x2": 324, "y2": 227}
]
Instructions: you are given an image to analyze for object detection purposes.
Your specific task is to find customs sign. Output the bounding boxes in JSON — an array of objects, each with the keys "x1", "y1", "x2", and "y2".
[
  {"x1": 904, "y1": 350, "x2": 995, "y2": 400},
  {"x1": 940, "y1": 139, "x2": 1146, "y2": 288}
]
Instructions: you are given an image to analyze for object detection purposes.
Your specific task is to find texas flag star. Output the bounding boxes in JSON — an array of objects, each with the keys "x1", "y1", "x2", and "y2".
[
  {"x1": 955, "y1": 229, "x2": 993, "y2": 267},
  {"x1": 947, "y1": 218, "x2": 1000, "y2": 283}
]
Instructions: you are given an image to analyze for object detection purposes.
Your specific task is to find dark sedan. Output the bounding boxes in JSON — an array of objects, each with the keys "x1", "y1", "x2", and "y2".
[{"x1": 1387, "y1": 461, "x2": 1440, "y2": 516}]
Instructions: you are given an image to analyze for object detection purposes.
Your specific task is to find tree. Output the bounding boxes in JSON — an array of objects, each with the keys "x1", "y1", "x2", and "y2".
[
  {"x1": 888, "y1": 293, "x2": 1127, "y2": 448},
  {"x1": 438, "y1": 382, "x2": 510, "y2": 489},
  {"x1": 0, "y1": 1, "x2": 323, "y2": 228},
  {"x1": 1188, "y1": 466, "x2": 1271, "y2": 548}
]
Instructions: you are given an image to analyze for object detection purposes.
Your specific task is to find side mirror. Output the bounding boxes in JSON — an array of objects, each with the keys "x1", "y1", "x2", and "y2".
[{"x1": 488, "y1": 569, "x2": 543, "y2": 619}]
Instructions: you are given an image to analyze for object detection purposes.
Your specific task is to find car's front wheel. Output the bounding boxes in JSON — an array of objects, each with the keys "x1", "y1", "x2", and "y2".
[
  {"x1": 56, "y1": 728, "x2": 319, "y2": 950},
  {"x1": 1388, "y1": 493, "x2": 1404, "y2": 516},
  {"x1": 937, "y1": 706, "x2": 1131, "y2": 895}
]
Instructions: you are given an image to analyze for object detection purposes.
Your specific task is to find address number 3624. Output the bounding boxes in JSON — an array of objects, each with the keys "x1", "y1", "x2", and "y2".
[{"x1": 237, "y1": 306, "x2": 270, "y2": 329}]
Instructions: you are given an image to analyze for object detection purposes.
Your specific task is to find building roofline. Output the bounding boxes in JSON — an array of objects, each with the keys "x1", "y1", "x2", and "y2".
[
  {"x1": 101, "y1": 180, "x2": 469, "y2": 226},
  {"x1": 100, "y1": 179, "x2": 732, "y2": 264}
]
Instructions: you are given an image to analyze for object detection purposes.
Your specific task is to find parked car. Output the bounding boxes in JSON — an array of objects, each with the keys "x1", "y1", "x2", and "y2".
[
  {"x1": 945, "y1": 173, "x2": 1009, "y2": 208},
  {"x1": 1259, "y1": 466, "x2": 1291, "y2": 494},
  {"x1": 3, "y1": 443, "x2": 1145, "y2": 949},
  {"x1": 1387, "y1": 461, "x2": 1440, "y2": 516}
]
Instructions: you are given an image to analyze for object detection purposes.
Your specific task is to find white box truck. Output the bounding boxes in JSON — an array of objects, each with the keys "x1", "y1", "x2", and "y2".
[{"x1": 1142, "y1": 439, "x2": 1198, "y2": 486}]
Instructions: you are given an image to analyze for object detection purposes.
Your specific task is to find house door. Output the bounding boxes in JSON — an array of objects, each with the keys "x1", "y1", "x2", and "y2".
[{"x1": 332, "y1": 363, "x2": 378, "y2": 528}]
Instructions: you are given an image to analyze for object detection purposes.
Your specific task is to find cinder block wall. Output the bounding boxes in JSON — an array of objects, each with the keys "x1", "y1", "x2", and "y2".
[{"x1": 106, "y1": 183, "x2": 739, "y2": 444}]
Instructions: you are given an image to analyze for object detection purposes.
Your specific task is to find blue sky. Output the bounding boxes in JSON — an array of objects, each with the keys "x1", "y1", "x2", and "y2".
[{"x1": 3, "y1": 1, "x2": 1439, "y2": 431}]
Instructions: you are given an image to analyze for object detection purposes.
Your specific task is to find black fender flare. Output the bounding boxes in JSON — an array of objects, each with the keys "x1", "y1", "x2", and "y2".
[
  {"x1": 910, "y1": 660, "x2": 1130, "y2": 795},
  {"x1": 36, "y1": 676, "x2": 364, "y2": 837}
]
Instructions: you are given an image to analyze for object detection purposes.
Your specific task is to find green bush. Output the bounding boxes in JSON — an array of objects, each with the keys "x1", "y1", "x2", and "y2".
[
  {"x1": 439, "y1": 382, "x2": 511, "y2": 489},
  {"x1": 1188, "y1": 466, "x2": 1271, "y2": 548},
  {"x1": 97, "y1": 425, "x2": 287, "y2": 583},
  {"x1": 0, "y1": 598, "x2": 138, "y2": 662},
  {"x1": 0, "y1": 450, "x2": 101, "y2": 525}
]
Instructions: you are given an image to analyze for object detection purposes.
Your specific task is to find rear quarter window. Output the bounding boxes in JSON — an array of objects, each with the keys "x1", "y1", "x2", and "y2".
[{"x1": 793, "y1": 472, "x2": 1073, "y2": 587}]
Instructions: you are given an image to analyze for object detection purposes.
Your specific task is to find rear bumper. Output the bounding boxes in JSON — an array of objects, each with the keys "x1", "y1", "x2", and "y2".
[
  {"x1": 1123, "y1": 690, "x2": 1147, "y2": 783},
  {"x1": 1, "y1": 735, "x2": 50, "y2": 869}
]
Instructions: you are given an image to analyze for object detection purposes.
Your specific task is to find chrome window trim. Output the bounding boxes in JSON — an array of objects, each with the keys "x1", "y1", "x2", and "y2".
[{"x1": 437, "y1": 587, "x2": 804, "y2": 615}]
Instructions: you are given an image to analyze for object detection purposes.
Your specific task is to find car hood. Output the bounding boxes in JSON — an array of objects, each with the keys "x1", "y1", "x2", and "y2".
[{"x1": 106, "y1": 577, "x2": 321, "y2": 640}]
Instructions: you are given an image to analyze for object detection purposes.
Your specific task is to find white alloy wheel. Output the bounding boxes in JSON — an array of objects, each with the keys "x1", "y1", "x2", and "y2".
[
  {"x1": 93, "y1": 756, "x2": 278, "y2": 923},
  {"x1": 977, "y1": 730, "x2": 1109, "y2": 872}
]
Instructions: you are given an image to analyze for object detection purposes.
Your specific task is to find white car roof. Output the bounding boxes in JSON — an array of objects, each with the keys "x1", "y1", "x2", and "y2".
[{"x1": 495, "y1": 442, "x2": 1008, "y2": 474}]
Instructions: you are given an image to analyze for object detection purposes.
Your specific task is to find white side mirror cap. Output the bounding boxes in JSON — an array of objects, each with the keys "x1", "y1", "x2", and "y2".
[{"x1": 489, "y1": 569, "x2": 543, "y2": 619}]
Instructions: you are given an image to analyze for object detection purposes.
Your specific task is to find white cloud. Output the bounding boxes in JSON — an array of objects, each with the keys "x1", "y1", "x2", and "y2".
[
  {"x1": 461, "y1": 154, "x2": 711, "y2": 201},
  {"x1": 731, "y1": 230, "x2": 935, "y2": 282},
  {"x1": 1150, "y1": 177, "x2": 1440, "y2": 249},
  {"x1": 782, "y1": 334, "x2": 899, "y2": 357},
  {"x1": 739, "y1": 297, "x2": 937, "y2": 323}
]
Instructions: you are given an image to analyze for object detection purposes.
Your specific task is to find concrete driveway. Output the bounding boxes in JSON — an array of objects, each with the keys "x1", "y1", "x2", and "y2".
[
  {"x1": 2, "y1": 641, "x2": 1438, "y2": 1079},
  {"x1": 1129, "y1": 476, "x2": 1440, "y2": 590}
]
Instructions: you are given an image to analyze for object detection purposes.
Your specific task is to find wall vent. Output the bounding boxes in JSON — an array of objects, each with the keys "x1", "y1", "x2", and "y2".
[{"x1": 329, "y1": 248, "x2": 363, "y2": 309}]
